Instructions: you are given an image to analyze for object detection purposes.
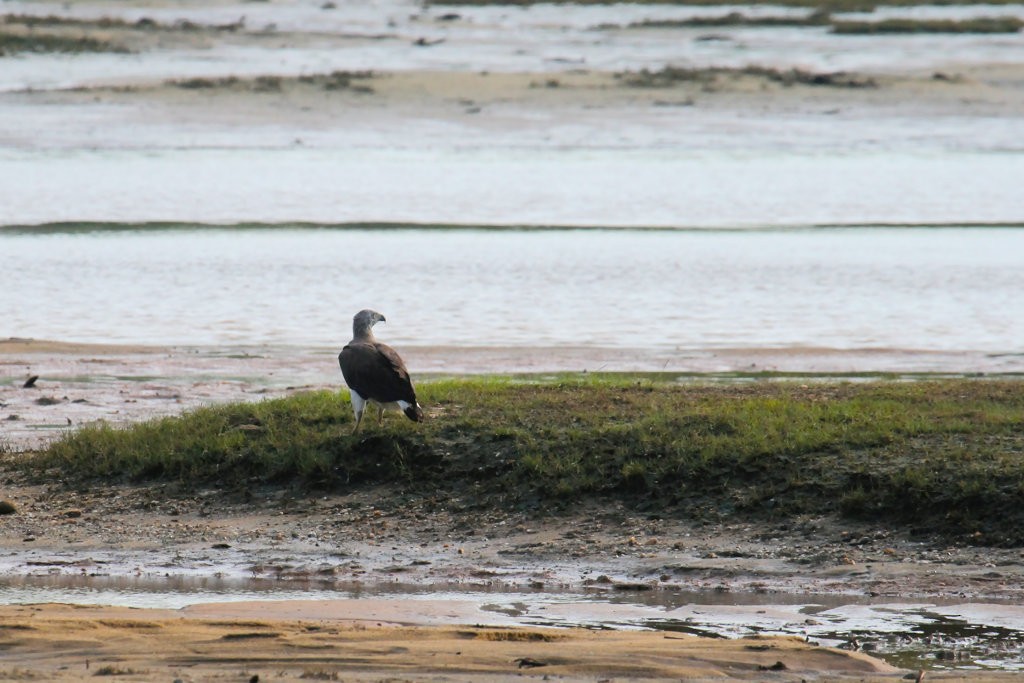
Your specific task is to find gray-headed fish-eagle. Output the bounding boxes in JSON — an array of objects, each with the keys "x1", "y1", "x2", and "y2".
[{"x1": 338, "y1": 309, "x2": 424, "y2": 432}]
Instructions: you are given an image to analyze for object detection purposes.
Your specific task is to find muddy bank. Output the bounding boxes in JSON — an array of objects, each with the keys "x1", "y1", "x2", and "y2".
[{"x1": 4, "y1": 466, "x2": 1024, "y2": 603}]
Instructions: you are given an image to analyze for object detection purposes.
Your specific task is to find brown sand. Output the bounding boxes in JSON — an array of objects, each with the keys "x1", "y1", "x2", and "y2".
[{"x1": 0, "y1": 601, "x2": 910, "y2": 682}]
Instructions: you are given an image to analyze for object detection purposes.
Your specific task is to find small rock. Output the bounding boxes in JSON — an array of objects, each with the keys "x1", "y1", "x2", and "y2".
[
  {"x1": 514, "y1": 657, "x2": 547, "y2": 669},
  {"x1": 0, "y1": 500, "x2": 16, "y2": 515}
]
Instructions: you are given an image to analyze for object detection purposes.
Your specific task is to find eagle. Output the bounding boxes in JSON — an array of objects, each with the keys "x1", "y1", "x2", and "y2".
[{"x1": 338, "y1": 309, "x2": 424, "y2": 432}]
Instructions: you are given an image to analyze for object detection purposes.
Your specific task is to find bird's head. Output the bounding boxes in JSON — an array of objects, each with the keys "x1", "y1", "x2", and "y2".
[{"x1": 353, "y1": 309, "x2": 386, "y2": 337}]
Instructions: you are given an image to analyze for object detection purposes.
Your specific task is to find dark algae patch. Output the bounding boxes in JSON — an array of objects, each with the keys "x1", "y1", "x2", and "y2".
[
  {"x1": 0, "y1": 31, "x2": 130, "y2": 56},
  {"x1": 0, "y1": 13, "x2": 245, "y2": 56},
  {"x1": 1, "y1": 13, "x2": 244, "y2": 33},
  {"x1": 26, "y1": 378, "x2": 1024, "y2": 544},
  {"x1": 167, "y1": 71, "x2": 376, "y2": 94},
  {"x1": 609, "y1": 12, "x2": 1023, "y2": 34},
  {"x1": 831, "y1": 16, "x2": 1024, "y2": 33},
  {"x1": 616, "y1": 66, "x2": 877, "y2": 89}
]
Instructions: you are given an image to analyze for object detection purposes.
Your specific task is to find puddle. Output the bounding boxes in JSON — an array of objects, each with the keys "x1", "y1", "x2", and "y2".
[{"x1": 2, "y1": 573, "x2": 1023, "y2": 671}]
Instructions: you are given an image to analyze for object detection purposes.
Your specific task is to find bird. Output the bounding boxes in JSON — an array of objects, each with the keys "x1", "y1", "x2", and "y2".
[{"x1": 338, "y1": 309, "x2": 423, "y2": 433}]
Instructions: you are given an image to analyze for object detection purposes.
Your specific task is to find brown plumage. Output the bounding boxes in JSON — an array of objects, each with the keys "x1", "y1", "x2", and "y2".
[{"x1": 338, "y1": 309, "x2": 423, "y2": 432}]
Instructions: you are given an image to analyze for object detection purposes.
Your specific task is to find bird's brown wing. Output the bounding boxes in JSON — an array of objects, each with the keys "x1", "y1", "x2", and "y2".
[{"x1": 339, "y1": 341, "x2": 418, "y2": 405}]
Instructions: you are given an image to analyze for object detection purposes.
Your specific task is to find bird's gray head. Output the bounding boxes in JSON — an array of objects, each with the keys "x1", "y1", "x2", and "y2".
[{"x1": 353, "y1": 309, "x2": 386, "y2": 338}]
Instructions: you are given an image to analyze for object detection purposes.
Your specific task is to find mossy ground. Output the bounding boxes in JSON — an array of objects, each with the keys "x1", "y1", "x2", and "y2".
[{"x1": 22, "y1": 377, "x2": 1024, "y2": 545}]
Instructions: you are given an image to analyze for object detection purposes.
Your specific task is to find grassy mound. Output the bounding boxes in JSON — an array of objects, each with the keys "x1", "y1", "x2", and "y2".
[{"x1": 27, "y1": 377, "x2": 1024, "y2": 543}]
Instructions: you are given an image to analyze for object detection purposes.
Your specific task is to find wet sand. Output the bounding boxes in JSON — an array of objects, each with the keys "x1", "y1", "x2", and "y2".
[{"x1": 0, "y1": 602, "x2": 912, "y2": 682}]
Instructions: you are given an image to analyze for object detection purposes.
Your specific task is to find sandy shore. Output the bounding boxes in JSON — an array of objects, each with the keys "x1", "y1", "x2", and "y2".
[{"x1": 0, "y1": 602, "x2": 914, "y2": 682}]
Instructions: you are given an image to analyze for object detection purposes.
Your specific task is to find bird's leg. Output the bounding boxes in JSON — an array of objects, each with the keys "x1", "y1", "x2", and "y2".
[
  {"x1": 350, "y1": 392, "x2": 366, "y2": 434},
  {"x1": 377, "y1": 405, "x2": 385, "y2": 425}
]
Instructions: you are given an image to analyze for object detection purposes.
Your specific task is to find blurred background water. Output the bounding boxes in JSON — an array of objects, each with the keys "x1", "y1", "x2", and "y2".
[
  {"x1": 1, "y1": 0, "x2": 1022, "y2": 350},
  {"x1": 2, "y1": 226, "x2": 1022, "y2": 352}
]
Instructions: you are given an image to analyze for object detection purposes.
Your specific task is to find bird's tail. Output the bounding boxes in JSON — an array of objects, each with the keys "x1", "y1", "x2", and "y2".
[{"x1": 404, "y1": 403, "x2": 424, "y2": 422}]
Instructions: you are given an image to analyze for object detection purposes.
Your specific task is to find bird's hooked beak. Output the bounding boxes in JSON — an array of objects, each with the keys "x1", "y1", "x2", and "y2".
[{"x1": 377, "y1": 313, "x2": 387, "y2": 325}]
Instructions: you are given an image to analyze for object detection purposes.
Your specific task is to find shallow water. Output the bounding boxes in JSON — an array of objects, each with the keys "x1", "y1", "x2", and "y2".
[
  {"x1": 3, "y1": 149, "x2": 1023, "y2": 229},
  {"x1": 1, "y1": 226, "x2": 1022, "y2": 354},
  {"x1": 2, "y1": 1, "x2": 1023, "y2": 227},
  {"x1": 2, "y1": 573, "x2": 1023, "y2": 671},
  {"x1": 3, "y1": 0, "x2": 1024, "y2": 87}
]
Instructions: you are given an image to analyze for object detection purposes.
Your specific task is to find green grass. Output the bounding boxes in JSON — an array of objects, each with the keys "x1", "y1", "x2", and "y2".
[{"x1": 21, "y1": 377, "x2": 1024, "y2": 543}]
